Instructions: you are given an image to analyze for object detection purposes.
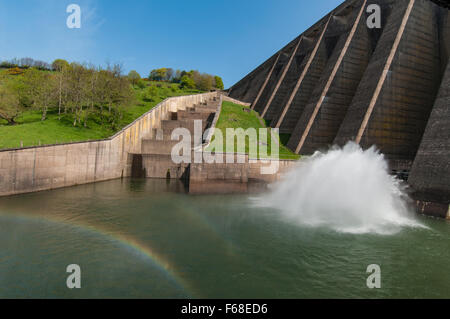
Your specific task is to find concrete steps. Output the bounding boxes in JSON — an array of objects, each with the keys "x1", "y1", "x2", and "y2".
[
  {"x1": 142, "y1": 140, "x2": 191, "y2": 155},
  {"x1": 136, "y1": 97, "x2": 220, "y2": 179},
  {"x1": 161, "y1": 119, "x2": 209, "y2": 135},
  {"x1": 177, "y1": 110, "x2": 215, "y2": 121}
]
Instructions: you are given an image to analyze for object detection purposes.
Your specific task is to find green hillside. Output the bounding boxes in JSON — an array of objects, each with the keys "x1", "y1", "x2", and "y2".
[{"x1": 0, "y1": 68, "x2": 203, "y2": 150}]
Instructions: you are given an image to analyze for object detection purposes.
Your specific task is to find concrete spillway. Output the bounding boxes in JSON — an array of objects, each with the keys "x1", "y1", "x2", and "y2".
[{"x1": 229, "y1": 0, "x2": 449, "y2": 218}]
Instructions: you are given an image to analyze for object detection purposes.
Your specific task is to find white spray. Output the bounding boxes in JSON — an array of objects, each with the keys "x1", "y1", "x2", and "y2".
[{"x1": 257, "y1": 142, "x2": 424, "y2": 235}]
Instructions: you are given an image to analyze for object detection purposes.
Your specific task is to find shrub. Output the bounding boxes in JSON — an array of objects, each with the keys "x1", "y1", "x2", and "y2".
[
  {"x1": 144, "y1": 86, "x2": 158, "y2": 101},
  {"x1": 0, "y1": 85, "x2": 22, "y2": 125},
  {"x1": 159, "y1": 87, "x2": 170, "y2": 98},
  {"x1": 128, "y1": 70, "x2": 141, "y2": 86},
  {"x1": 197, "y1": 75, "x2": 213, "y2": 91},
  {"x1": 136, "y1": 80, "x2": 147, "y2": 89},
  {"x1": 7, "y1": 67, "x2": 25, "y2": 76},
  {"x1": 52, "y1": 59, "x2": 69, "y2": 71},
  {"x1": 0, "y1": 61, "x2": 18, "y2": 69},
  {"x1": 180, "y1": 75, "x2": 196, "y2": 89},
  {"x1": 214, "y1": 76, "x2": 224, "y2": 90}
]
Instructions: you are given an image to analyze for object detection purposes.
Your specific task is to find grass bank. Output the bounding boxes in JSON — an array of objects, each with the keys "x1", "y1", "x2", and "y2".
[{"x1": 208, "y1": 101, "x2": 300, "y2": 160}]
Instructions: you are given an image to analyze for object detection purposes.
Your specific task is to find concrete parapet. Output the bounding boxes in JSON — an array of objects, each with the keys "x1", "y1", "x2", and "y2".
[
  {"x1": 221, "y1": 95, "x2": 252, "y2": 107},
  {"x1": 189, "y1": 156, "x2": 298, "y2": 185}
]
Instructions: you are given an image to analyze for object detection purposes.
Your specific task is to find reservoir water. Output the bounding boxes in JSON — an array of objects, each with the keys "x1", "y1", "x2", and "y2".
[{"x1": 0, "y1": 178, "x2": 449, "y2": 298}]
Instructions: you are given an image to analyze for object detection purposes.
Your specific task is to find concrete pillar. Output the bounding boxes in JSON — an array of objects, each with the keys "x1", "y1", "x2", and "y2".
[
  {"x1": 294, "y1": 0, "x2": 368, "y2": 153},
  {"x1": 252, "y1": 53, "x2": 281, "y2": 109},
  {"x1": 355, "y1": 0, "x2": 415, "y2": 144},
  {"x1": 334, "y1": 0, "x2": 441, "y2": 165},
  {"x1": 260, "y1": 37, "x2": 303, "y2": 117},
  {"x1": 274, "y1": 14, "x2": 333, "y2": 130}
]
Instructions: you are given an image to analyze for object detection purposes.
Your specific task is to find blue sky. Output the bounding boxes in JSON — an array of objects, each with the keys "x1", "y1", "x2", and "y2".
[{"x1": 0, "y1": 0, "x2": 343, "y2": 88}]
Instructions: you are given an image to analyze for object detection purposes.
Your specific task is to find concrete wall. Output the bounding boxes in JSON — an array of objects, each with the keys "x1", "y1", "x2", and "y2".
[
  {"x1": 190, "y1": 154, "x2": 298, "y2": 190},
  {"x1": 408, "y1": 12, "x2": 450, "y2": 216},
  {"x1": 0, "y1": 92, "x2": 218, "y2": 197},
  {"x1": 221, "y1": 95, "x2": 251, "y2": 107},
  {"x1": 189, "y1": 163, "x2": 298, "y2": 194}
]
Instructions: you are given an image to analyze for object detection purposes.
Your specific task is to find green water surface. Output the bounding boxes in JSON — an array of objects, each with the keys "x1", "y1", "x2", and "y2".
[{"x1": 0, "y1": 178, "x2": 448, "y2": 298}]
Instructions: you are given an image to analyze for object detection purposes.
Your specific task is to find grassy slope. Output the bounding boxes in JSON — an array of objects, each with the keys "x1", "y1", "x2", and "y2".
[
  {"x1": 208, "y1": 101, "x2": 300, "y2": 160},
  {"x1": 0, "y1": 73, "x2": 203, "y2": 149}
]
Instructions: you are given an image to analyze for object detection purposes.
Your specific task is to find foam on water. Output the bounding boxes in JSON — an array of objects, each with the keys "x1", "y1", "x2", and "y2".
[{"x1": 256, "y1": 142, "x2": 424, "y2": 235}]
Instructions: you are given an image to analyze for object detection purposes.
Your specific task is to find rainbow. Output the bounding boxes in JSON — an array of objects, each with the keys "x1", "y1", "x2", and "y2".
[
  {"x1": 172, "y1": 200, "x2": 238, "y2": 255},
  {"x1": 0, "y1": 212, "x2": 196, "y2": 297}
]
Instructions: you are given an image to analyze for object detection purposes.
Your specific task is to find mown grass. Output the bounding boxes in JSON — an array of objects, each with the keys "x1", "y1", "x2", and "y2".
[
  {"x1": 0, "y1": 74, "x2": 203, "y2": 150},
  {"x1": 207, "y1": 101, "x2": 300, "y2": 160}
]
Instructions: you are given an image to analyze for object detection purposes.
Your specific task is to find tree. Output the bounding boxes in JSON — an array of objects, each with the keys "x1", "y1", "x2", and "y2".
[
  {"x1": 166, "y1": 68, "x2": 174, "y2": 81},
  {"x1": 180, "y1": 75, "x2": 196, "y2": 89},
  {"x1": 0, "y1": 82, "x2": 22, "y2": 125},
  {"x1": 0, "y1": 61, "x2": 18, "y2": 69},
  {"x1": 19, "y1": 57, "x2": 34, "y2": 68},
  {"x1": 180, "y1": 70, "x2": 189, "y2": 78},
  {"x1": 144, "y1": 85, "x2": 158, "y2": 101},
  {"x1": 149, "y1": 68, "x2": 168, "y2": 81},
  {"x1": 36, "y1": 72, "x2": 57, "y2": 121},
  {"x1": 187, "y1": 70, "x2": 217, "y2": 91},
  {"x1": 197, "y1": 76, "x2": 213, "y2": 91},
  {"x1": 19, "y1": 68, "x2": 43, "y2": 108},
  {"x1": 173, "y1": 69, "x2": 182, "y2": 83},
  {"x1": 66, "y1": 63, "x2": 90, "y2": 126},
  {"x1": 136, "y1": 80, "x2": 146, "y2": 89},
  {"x1": 108, "y1": 71, "x2": 134, "y2": 129},
  {"x1": 55, "y1": 63, "x2": 69, "y2": 119},
  {"x1": 19, "y1": 68, "x2": 57, "y2": 121},
  {"x1": 128, "y1": 70, "x2": 141, "y2": 86},
  {"x1": 197, "y1": 74, "x2": 213, "y2": 91},
  {"x1": 34, "y1": 60, "x2": 51, "y2": 70},
  {"x1": 52, "y1": 59, "x2": 69, "y2": 71},
  {"x1": 191, "y1": 70, "x2": 202, "y2": 88},
  {"x1": 1, "y1": 59, "x2": 135, "y2": 129},
  {"x1": 95, "y1": 69, "x2": 113, "y2": 116},
  {"x1": 214, "y1": 76, "x2": 224, "y2": 90}
]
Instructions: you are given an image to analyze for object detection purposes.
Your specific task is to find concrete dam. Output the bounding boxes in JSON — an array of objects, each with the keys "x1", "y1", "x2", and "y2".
[{"x1": 228, "y1": 0, "x2": 449, "y2": 218}]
